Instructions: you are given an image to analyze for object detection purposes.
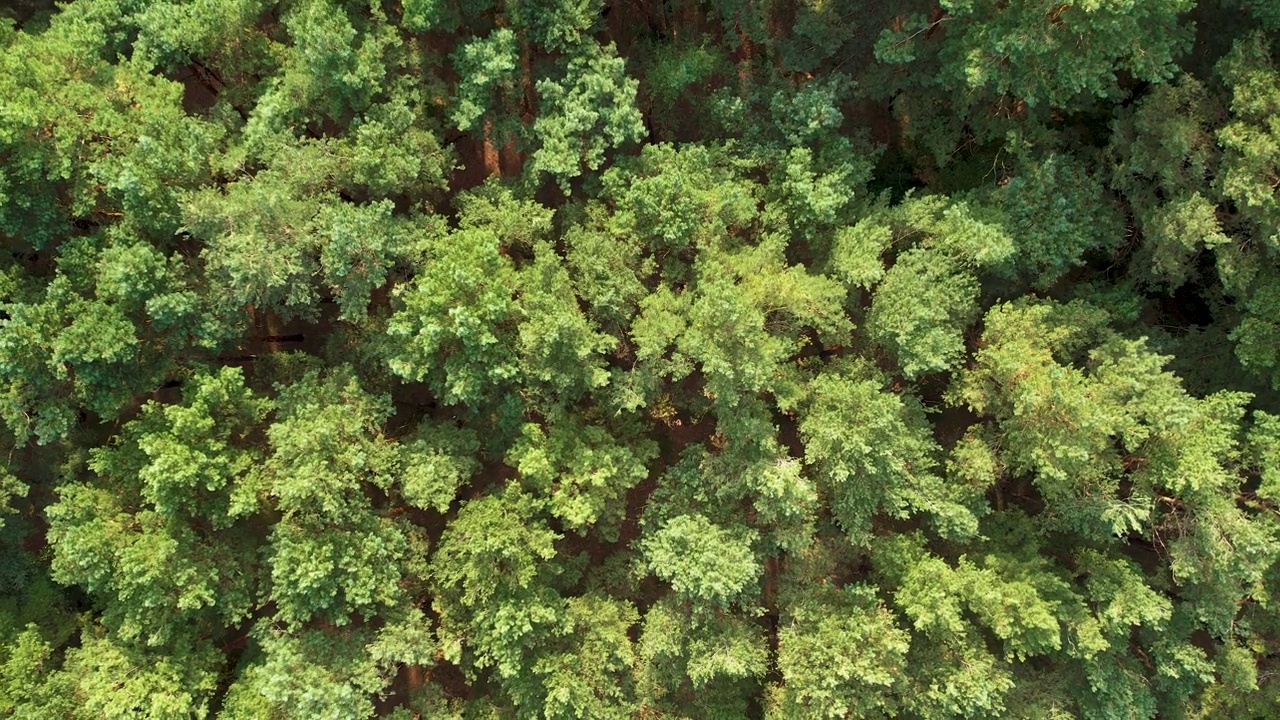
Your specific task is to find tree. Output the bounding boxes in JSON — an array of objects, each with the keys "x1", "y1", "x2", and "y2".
[
  {"x1": 47, "y1": 366, "x2": 267, "y2": 645},
  {"x1": 768, "y1": 584, "x2": 911, "y2": 719},
  {"x1": 430, "y1": 484, "x2": 564, "y2": 682},
  {"x1": 527, "y1": 42, "x2": 646, "y2": 187},
  {"x1": 872, "y1": 0, "x2": 1193, "y2": 163},
  {"x1": 386, "y1": 224, "x2": 521, "y2": 407},
  {"x1": 259, "y1": 367, "x2": 413, "y2": 628},
  {"x1": 642, "y1": 513, "x2": 758, "y2": 609},
  {"x1": 635, "y1": 595, "x2": 769, "y2": 718},
  {"x1": 1216, "y1": 33, "x2": 1280, "y2": 387},
  {"x1": 508, "y1": 414, "x2": 655, "y2": 538},
  {"x1": 524, "y1": 594, "x2": 639, "y2": 719},
  {"x1": 516, "y1": 244, "x2": 616, "y2": 406},
  {"x1": 801, "y1": 361, "x2": 984, "y2": 543}
]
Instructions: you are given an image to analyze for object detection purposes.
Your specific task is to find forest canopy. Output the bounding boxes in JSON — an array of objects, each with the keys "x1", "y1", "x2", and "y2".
[{"x1": 2, "y1": 0, "x2": 1280, "y2": 717}]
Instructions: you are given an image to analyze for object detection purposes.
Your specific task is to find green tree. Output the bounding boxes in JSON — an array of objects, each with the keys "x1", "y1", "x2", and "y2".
[
  {"x1": 768, "y1": 584, "x2": 911, "y2": 719},
  {"x1": 47, "y1": 367, "x2": 267, "y2": 645},
  {"x1": 386, "y1": 223, "x2": 521, "y2": 407},
  {"x1": 430, "y1": 484, "x2": 564, "y2": 682},
  {"x1": 508, "y1": 414, "x2": 655, "y2": 538},
  {"x1": 528, "y1": 42, "x2": 645, "y2": 187}
]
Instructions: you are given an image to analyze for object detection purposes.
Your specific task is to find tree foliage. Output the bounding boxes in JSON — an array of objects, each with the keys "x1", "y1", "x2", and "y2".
[{"x1": 3, "y1": 0, "x2": 1280, "y2": 717}]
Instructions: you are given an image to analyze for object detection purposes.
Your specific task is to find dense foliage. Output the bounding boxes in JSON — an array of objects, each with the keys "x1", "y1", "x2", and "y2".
[{"x1": 2, "y1": 0, "x2": 1280, "y2": 717}]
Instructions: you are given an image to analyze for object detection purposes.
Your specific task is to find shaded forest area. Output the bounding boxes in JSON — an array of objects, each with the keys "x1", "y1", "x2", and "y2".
[{"x1": 3, "y1": 0, "x2": 1280, "y2": 717}]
